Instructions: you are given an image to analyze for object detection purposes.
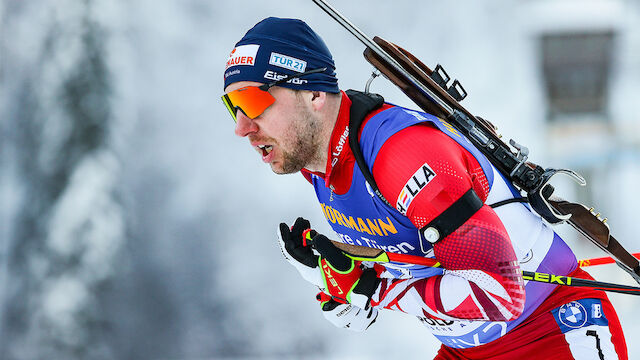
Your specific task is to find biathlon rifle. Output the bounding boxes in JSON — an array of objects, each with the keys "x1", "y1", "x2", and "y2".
[{"x1": 311, "y1": 0, "x2": 640, "y2": 285}]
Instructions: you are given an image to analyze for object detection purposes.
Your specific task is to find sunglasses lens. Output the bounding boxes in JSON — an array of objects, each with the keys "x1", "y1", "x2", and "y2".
[{"x1": 222, "y1": 86, "x2": 275, "y2": 122}]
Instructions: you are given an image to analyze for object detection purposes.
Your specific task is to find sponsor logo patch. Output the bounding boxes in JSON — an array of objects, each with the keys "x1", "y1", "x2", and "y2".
[
  {"x1": 225, "y1": 44, "x2": 259, "y2": 70},
  {"x1": 592, "y1": 304, "x2": 602, "y2": 319},
  {"x1": 331, "y1": 126, "x2": 349, "y2": 168},
  {"x1": 320, "y1": 204, "x2": 398, "y2": 237},
  {"x1": 269, "y1": 52, "x2": 307, "y2": 72},
  {"x1": 557, "y1": 301, "x2": 588, "y2": 329},
  {"x1": 552, "y1": 299, "x2": 609, "y2": 334},
  {"x1": 396, "y1": 163, "x2": 436, "y2": 215},
  {"x1": 263, "y1": 70, "x2": 308, "y2": 85},
  {"x1": 224, "y1": 69, "x2": 240, "y2": 79}
]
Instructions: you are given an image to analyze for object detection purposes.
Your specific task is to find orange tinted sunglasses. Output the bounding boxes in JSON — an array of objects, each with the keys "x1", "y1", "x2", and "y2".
[{"x1": 221, "y1": 67, "x2": 326, "y2": 122}]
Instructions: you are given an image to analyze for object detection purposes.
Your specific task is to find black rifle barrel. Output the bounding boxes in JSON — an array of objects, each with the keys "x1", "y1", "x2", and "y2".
[{"x1": 311, "y1": 0, "x2": 454, "y2": 114}]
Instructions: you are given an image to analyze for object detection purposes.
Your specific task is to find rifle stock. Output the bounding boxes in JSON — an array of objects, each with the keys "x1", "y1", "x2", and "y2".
[{"x1": 549, "y1": 199, "x2": 640, "y2": 282}]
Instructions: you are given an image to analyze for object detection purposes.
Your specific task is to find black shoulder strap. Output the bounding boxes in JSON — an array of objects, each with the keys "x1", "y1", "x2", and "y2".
[
  {"x1": 346, "y1": 89, "x2": 483, "y2": 248},
  {"x1": 345, "y1": 89, "x2": 389, "y2": 206}
]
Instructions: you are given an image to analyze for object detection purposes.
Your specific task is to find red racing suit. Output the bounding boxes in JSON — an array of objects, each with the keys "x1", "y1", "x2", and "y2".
[{"x1": 302, "y1": 91, "x2": 627, "y2": 359}]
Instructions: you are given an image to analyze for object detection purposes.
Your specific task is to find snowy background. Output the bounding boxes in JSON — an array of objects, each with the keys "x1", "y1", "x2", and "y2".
[{"x1": 1, "y1": 0, "x2": 639, "y2": 359}]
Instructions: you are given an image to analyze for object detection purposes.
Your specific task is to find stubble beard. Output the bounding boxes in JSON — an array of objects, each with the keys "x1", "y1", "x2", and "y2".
[{"x1": 273, "y1": 101, "x2": 322, "y2": 175}]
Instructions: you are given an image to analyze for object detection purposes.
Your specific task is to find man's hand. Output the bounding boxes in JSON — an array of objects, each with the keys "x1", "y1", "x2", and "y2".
[
  {"x1": 312, "y1": 234, "x2": 380, "y2": 309},
  {"x1": 316, "y1": 292, "x2": 378, "y2": 332},
  {"x1": 277, "y1": 217, "x2": 323, "y2": 288}
]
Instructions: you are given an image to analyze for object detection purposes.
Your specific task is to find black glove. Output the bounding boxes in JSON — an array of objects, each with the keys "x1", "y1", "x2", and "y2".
[{"x1": 276, "y1": 217, "x2": 323, "y2": 287}]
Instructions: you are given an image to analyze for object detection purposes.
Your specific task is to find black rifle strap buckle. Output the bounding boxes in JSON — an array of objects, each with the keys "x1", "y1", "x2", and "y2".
[{"x1": 419, "y1": 188, "x2": 483, "y2": 251}]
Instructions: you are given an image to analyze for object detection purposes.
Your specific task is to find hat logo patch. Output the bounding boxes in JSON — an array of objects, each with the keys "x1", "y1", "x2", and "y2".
[
  {"x1": 269, "y1": 52, "x2": 307, "y2": 72},
  {"x1": 264, "y1": 71, "x2": 308, "y2": 85},
  {"x1": 226, "y1": 44, "x2": 259, "y2": 70}
]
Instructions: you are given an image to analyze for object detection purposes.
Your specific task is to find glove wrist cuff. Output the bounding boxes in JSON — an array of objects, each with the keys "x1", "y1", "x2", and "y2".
[{"x1": 351, "y1": 268, "x2": 380, "y2": 309}]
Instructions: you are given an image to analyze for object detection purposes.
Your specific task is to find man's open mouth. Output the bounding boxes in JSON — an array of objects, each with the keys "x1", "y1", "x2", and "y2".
[{"x1": 257, "y1": 144, "x2": 273, "y2": 156}]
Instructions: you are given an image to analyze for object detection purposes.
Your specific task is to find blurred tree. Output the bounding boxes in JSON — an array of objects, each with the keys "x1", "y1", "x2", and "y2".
[
  {"x1": 0, "y1": 1, "x2": 124, "y2": 359},
  {"x1": 1, "y1": 0, "x2": 254, "y2": 358}
]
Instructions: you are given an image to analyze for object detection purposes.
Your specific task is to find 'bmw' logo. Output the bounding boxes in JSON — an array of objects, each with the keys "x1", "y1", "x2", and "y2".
[{"x1": 558, "y1": 301, "x2": 588, "y2": 328}]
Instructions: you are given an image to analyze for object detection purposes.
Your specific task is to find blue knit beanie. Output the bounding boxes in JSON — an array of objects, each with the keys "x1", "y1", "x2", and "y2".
[{"x1": 224, "y1": 17, "x2": 339, "y2": 93}]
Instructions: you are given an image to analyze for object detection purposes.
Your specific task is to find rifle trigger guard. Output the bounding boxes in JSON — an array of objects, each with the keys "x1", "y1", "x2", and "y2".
[{"x1": 527, "y1": 169, "x2": 587, "y2": 224}]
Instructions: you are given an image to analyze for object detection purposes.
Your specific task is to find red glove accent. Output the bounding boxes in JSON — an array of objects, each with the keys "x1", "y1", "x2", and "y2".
[
  {"x1": 319, "y1": 257, "x2": 363, "y2": 304},
  {"x1": 316, "y1": 291, "x2": 333, "y2": 304}
]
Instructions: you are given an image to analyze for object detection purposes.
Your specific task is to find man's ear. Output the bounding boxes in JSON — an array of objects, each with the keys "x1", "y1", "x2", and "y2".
[{"x1": 310, "y1": 91, "x2": 326, "y2": 111}]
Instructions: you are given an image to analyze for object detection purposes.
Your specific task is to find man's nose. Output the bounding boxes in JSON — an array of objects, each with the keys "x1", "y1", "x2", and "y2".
[{"x1": 234, "y1": 110, "x2": 259, "y2": 137}]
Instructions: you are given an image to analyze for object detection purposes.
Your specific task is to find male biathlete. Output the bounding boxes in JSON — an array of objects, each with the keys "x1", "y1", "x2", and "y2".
[{"x1": 222, "y1": 17, "x2": 627, "y2": 359}]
